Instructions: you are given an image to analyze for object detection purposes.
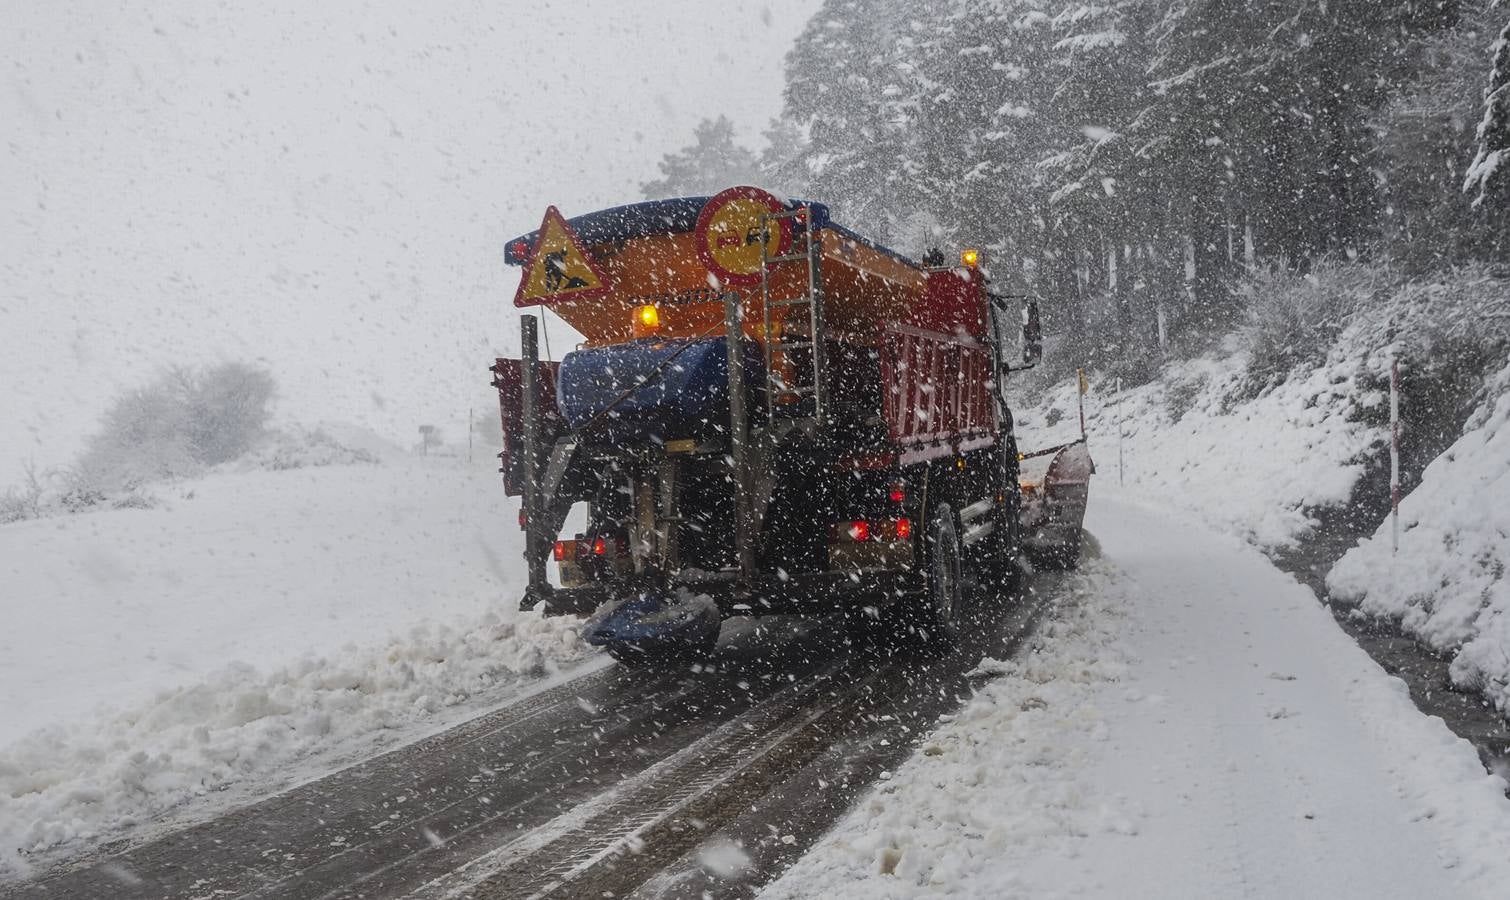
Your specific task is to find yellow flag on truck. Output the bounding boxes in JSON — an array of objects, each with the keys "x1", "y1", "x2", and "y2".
[{"x1": 512, "y1": 206, "x2": 612, "y2": 307}]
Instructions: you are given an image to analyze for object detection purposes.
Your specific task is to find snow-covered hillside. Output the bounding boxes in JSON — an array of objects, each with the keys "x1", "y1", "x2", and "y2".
[
  {"x1": 0, "y1": 443, "x2": 591, "y2": 877},
  {"x1": 1014, "y1": 333, "x2": 1387, "y2": 551},
  {"x1": 1330, "y1": 360, "x2": 1510, "y2": 717},
  {"x1": 1013, "y1": 274, "x2": 1510, "y2": 718}
]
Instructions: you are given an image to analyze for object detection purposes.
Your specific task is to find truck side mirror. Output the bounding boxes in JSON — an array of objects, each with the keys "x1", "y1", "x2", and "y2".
[{"x1": 1022, "y1": 299, "x2": 1043, "y2": 366}]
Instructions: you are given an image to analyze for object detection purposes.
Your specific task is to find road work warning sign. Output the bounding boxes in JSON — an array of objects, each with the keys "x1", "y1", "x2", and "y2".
[{"x1": 513, "y1": 206, "x2": 612, "y2": 307}]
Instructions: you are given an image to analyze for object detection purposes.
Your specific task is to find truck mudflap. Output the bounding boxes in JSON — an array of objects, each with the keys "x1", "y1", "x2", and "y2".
[
  {"x1": 581, "y1": 587, "x2": 722, "y2": 656},
  {"x1": 1019, "y1": 438, "x2": 1094, "y2": 568}
]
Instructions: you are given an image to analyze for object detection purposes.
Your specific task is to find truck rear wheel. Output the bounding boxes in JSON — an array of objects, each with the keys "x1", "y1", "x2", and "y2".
[{"x1": 917, "y1": 502, "x2": 965, "y2": 647}]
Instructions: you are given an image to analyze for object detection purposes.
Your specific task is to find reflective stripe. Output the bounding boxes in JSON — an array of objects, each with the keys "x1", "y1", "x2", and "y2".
[{"x1": 959, "y1": 497, "x2": 995, "y2": 522}]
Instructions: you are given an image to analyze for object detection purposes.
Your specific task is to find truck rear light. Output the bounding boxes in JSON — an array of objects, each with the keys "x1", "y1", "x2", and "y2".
[
  {"x1": 592, "y1": 536, "x2": 608, "y2": 556},
  {"x1": 553, "y1": 540, "x2": 571, "y2": 561},
  {"x1": 833, "y1": 519, "x2": 916, "y2": 543},
  {"x1": 888, "y1": 484, "x2": 906, "y2": 503},
  {"x1": 519, "y1": 508, "x2": 529, "y2": 529}
]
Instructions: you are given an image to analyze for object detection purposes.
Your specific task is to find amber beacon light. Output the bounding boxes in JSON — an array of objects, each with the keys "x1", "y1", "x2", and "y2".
[{"x1": 633, "y1": 304, "x2": 660, "y2": 337}]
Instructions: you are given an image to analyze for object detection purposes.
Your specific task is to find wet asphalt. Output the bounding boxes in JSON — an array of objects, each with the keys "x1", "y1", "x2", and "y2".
[{"x1": 3, "y1": 571, "x2": 1066, "y2": 900}]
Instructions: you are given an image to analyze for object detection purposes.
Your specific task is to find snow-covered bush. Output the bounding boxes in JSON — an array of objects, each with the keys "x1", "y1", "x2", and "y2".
[
  {"x1": 235, "y1": 425, "x2": 382, "y2": 471},
  {"x1": 1238, "y1": 260, "x2": 1384, "y2": 394},
  {"x1": 0, "y1": 465, "x2": 44, "y2": 524},
  {"x1": 68, "y1": 363, "x2": 275, "y2": 497}
]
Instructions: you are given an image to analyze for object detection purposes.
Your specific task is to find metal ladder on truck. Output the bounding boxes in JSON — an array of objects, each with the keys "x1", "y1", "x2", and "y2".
[
  {"x1": 715, "y1": 205, "x2": 831, "y2": 583},
  {"x1": 760, "y1": 206, "x2": 829, "y2": 434}
]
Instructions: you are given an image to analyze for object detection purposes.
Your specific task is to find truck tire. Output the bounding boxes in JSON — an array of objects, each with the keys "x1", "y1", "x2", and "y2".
[{"x1": 918, "y1": 502, "x2": 965, "y2": 647}]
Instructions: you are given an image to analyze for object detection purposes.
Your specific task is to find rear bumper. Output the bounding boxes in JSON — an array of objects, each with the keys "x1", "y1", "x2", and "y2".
[{"x1": 524, "y1": 569, "x2": 925, "y2": 618}]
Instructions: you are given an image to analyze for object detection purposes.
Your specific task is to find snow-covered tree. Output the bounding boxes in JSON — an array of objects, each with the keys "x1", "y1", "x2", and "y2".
[
  {"x1": 70, "y1": 362, "x2": 276, "y2": 495},
  {"x1": 766, "y1": 0, "x2": 1483, "y2": 369},
  {"x1": 1376, "y1": 4, "x2": 1504, "y2": 268},
  {"x1": 640, "y1": 116, "x2": 759, "y2": 199},
  {"x1": 1465, "y1": 13, "x2": 1510, "y2": 239},
  {"x1": 775, "y1": 0, "x2": 938, "y2": 242}
]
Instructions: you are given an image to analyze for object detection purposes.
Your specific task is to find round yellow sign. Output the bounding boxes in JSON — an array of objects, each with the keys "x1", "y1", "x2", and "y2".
[{"x1": 694, "y1": 187, "x2": 793, "y2": 287}]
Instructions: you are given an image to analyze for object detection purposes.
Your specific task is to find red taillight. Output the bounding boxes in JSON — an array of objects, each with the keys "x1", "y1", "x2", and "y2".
[
  {"x1": 895, "y1": 517, "x2": 912, "y2": 540},
  {"x1": 518, "y1": 508, "x2": 529, "y2": 529},
  {"x1": 511, "y1": 240, "x2": 529, "y2": 259},
  {"x1": 552, "y1": 540, "x2": 567, "y2": 561},
  {"x1": 848, "y1": 520, "x2": 871, "y2": 542},
  {"x1": 888, "y1": 484, "x2": 906, "y2": 503},
  {"x1": 592, "y1": 536, "x2": 608, "y2": 556}
]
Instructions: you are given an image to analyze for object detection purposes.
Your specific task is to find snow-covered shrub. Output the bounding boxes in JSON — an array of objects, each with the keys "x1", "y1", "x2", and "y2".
[
  {"x1": 176, "y1": 363, "x2": 277, "y2": 466},
  {"x1": 236, "y1": 426, "x2": 382, "y2": 471},
  {"x1": 1239, "y1": 259, "x2": 1385, "y2": 394},
  {"x1": 1387, "y1": 265, "x2": 1510, "y2": 360},
  {"x1": 69, "y1": 363, "x2": 275, "y2": 494},
  {"x1": 0, "y1": 462, "x2": 44, "y2": 524}
]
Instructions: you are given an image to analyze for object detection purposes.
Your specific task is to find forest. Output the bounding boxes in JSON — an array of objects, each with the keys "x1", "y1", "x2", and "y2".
[{"x1": 647, "y1": 0, "x2": 1510, "y2": 376}]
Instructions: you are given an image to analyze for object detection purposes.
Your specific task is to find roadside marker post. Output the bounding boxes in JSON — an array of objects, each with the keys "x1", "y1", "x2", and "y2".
[
  {"x1": 1391, "y1": 358, "x2": 1400, "y2": 555},
  {"x1": 1077, "y1": 368, "x2": 1088, "y2": 439},
  {"x1": 1116, "y1": 377, "x2": 1125, "y2": 487}
]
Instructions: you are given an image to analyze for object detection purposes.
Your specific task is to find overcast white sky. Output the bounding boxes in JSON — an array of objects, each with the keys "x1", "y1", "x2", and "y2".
[{"x1": 1, "y1": 0, "x2": 820, "y2": 483}]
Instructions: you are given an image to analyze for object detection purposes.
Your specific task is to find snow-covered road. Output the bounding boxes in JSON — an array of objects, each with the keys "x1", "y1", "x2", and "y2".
[
  {"x1": 8, "y1": 462, "x2": 1510, "y2": 897},
  {"x1": 768, "y1": 491, "x2": 1510, "y2": 899}
]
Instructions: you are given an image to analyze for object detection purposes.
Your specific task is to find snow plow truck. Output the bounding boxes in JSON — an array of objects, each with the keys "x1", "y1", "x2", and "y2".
[{"x1": 493, "y1": 187, "x2": 1091, "y2": 665}]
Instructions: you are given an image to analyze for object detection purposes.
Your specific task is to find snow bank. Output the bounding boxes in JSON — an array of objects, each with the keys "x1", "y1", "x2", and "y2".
[
  {"x1": 0, "y1": 609, "x2": 588, "y2": 877},
  {"x1": 0, "y1": 453, "x2": 594, "y2": 876},
  {"x1": 232, "y1": 422, "x2": 397, "y2": 471},
  {"x1": 764, "y1": 559, "x2": 1133, "y2": 897},
  {"x1": 1015, "y1": 270, "x2": 1510, "y2": 719},
  {"x1": 766, "y1": 496, "x2": 1510, "y2": 899},
  {"x1": 0, "y1": 455, "x2": 541, "y2": 743},
  {"x1": 1329, "y1": 361, "x2": 1510, "y2": 714},
  {"x1": 1017, "y1": 330, "x2": 1384, "y2": 550}
]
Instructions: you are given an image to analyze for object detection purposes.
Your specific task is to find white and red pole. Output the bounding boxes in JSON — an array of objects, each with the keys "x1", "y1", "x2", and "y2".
[
  {"x1": 1390, "y1": 358, "x2": 1400, "y2": 555},
  {"x1": 1116, "y1": 377, "x2": 1125, "y2": 487},
  {"x1": 1077, "y1": 368, "x2": 1088, "y2": 439}
]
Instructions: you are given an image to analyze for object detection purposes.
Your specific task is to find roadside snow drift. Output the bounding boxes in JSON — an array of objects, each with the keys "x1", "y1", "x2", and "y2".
[
  {"x1": 0, "y1": 453, "x2": 592, "y2": 878},
  {"x1": 1329, "y1": 361, "x2": 1510, "y2": 716},
  {"x1": 1015, "y1": 333, "x2": 1384, "y2": 551},
  {"x1": 765, "y1": 493, "x2": 1510, "y2": 899}
]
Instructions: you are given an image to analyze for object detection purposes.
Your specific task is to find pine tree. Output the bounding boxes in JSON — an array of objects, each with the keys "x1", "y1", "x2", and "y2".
[
  {"x1": 776, "y1": 0, "x2": 940, "y2": 242},
  {"x1": 1465, "y1": 14, "x2": 1510, "y2": 244},
  {"x1": 640, "y1": 116, "x2": 759, "y2": 200},
  {"x1": 1376, "y1": 3, "x2": 1502, "y2": 268}
]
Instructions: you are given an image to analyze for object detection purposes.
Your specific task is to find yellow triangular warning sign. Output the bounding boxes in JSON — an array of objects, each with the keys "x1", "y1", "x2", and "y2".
[{"x1": 512, "y1": 206, "x2": 613, "y2": 307}]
